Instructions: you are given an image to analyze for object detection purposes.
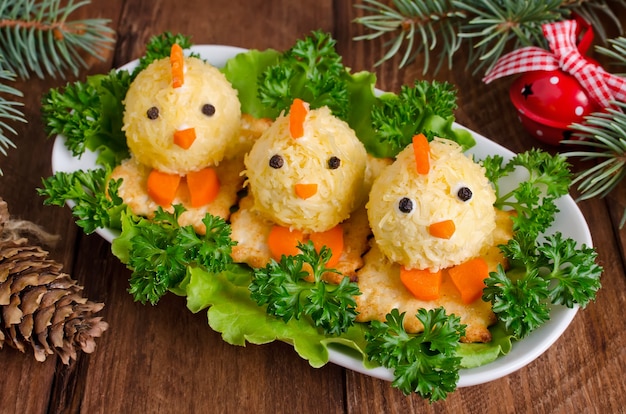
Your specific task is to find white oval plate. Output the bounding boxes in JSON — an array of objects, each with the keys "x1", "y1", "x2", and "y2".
[{"x1": 51, "y1": 45, "x2": 590, "y2": 388}]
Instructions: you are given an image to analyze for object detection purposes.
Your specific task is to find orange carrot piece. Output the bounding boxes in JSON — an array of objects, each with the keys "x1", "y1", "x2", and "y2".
[
  {"x1": 170, "y1": 43, "x2": 184, "y2": 88},
  {"x1": 448, "y1": 257, "x2": 489, "y2": 304},
  {"x1": 429, "y1": 220, "x2": 455, "y2": 239},
  {"x1": 289, "y1": 98, "x2": 308, "y2": 138},
  {"x1": 309, "y1": 225, "x2": 344, "y2": 267},
  {"x1": 400, "y1": 267, "x2": 442, "y2": 301},
  {"x1": 267, "y1": 225, "x2": 305, "y2": 261},
  {"x1": 294, "y1": 183, "x2": 317, "y2": 199},
  {"x1": 412, "y1": 133, "x2": 430, "y2": 175},
  {"x1": 186, "y1": 167, "x2": 220, "y2": 207},
  {"x1": 147, "y1": 169, "x2": 181, "y2": 207},
  {"x1": 173, "y1": 127, "x2": 196, "y2": 149}
]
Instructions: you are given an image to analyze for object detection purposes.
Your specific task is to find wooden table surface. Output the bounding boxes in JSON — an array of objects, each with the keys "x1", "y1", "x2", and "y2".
[{"x1": 2, "y1": 1, "x2": 625, "y2": 413}]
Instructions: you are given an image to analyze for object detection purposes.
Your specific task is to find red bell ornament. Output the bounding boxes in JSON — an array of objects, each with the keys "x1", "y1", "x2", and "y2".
[
  {"x1": 509, "y1": 67, "x2": 601, "y2": 145},
  {"x1": 483, "y1": 19, "x2": 626, "y2": 146}
]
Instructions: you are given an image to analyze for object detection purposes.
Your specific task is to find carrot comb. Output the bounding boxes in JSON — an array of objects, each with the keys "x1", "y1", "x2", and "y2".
[
  {"x1": 289, "y1": 98, "x2": 309, "y2": 139},
  {"x1": 412, "y1": 133, "x2": 430, "y2": 175},
  {"x1": 170, "y1": 43, "x2": 184, "y2": 88}
]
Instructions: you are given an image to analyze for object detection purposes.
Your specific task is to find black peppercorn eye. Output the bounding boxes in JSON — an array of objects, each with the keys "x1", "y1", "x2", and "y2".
[
  {"x1": 202, "y1": 104, "x2": 216, "y2": 116},
  {"x1": 397, "y1": 197, "x2": 414, "y2": 214},
  {"x1": 147, "y1": 106, "x2": 159, "y2": 120},
  {"x1": 269, "y1": 154, "x2": 284, "y2": 169},
  {"x1": 328, "y1": 156, "x2": 341, "y2": 169},
  {"x1": 456, "y1": 186, "x2": 473, "y2": 202}
]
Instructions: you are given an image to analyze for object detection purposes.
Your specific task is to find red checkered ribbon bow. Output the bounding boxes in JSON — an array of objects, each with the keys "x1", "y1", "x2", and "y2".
[{"x1": 483, "y1": 20, "x2": 626, "y2": 108}]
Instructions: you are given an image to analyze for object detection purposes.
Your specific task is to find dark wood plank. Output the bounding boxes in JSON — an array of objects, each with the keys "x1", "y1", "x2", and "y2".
[{"x1": 112, "y1": 0, "x2": 334, "y2": 66}]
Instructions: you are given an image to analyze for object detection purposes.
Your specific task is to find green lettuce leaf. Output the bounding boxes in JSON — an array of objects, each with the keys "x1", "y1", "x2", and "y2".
[
  {"x1": 187, "y1": 265, "x2": 365, "y2": 367},
  {"x1": 221, "y1": 48, "x2": 282, "y2": 119},
  {"x1": 456, "y1": 322, "x2": 513, "y2": 368},
  {"x1": 184, "y1": 264, "x2": 508, "y2": 371}
]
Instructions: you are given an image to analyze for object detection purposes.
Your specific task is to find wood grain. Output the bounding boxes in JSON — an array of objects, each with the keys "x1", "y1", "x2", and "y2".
[{"x1": 1, "y1": 1, "x2": 624, "y2": 413}]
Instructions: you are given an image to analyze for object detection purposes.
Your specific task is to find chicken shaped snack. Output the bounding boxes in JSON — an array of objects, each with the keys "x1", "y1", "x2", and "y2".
[
  {"x1": 356, "y1": 135, "x2": 513, "y2": 342},
  {"x1": 111, "y1": 44, "x2": 256, "y2": 233},
  {"x1": 230, "y1": 99, "x2": 371, "y2": 280}
]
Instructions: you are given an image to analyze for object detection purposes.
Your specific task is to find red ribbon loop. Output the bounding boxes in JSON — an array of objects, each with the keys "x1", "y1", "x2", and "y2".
[{"x1": 483, "y1": 20, "x2": 626, "y2": 108}]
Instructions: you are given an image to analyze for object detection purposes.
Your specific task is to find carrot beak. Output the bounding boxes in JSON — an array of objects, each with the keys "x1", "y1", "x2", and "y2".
[
  {"x1": 294, "y1": 183, "x2": 317, "y2": 199},
  {"x1": 428, "y1": 220, "x2": 455, "y2": 239},
  {"x1": 173, "y1": 127, "x2": 196, "y2": 149}
]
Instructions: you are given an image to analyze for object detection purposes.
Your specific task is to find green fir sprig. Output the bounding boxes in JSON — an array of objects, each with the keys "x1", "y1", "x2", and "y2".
[
  {"x1": 562, "y1": 101, "x2": 626, "y2": 227},
  {"x1": 353, "y1": 0, "x2": 625, "y2": 74},
  {"x1": 0, "y1": 0, "x2": 114, "y2": 174},
  {"x1": 561, "y1": 36, "x2": 626, "y2": 227},
  {"x1": 595, "y1": 36, "x2": 626, "y2": 73},
  {"x1": 0, "y1": 67, "x2": 25, "y2": 172},
  {"x1": 0, "y1": 0, "x2": 115, "y2": 79}
]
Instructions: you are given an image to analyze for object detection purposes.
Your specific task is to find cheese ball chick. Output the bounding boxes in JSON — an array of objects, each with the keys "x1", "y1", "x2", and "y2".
[
  {"x1": 245, "y1": 99, "x2": 368, "y2": 232},
  {"x1": 367, "y1": 135, "x2": 497, "y2": 272},
  {"x1": 241, "y1": 98, "x2": 368, "y2": 267},
  {"x1": 122, "y1": 43, "x2": 241, "y2": 208},
  {"x1": 357, "y1": 134, "x2": 506, "y2": 342}
]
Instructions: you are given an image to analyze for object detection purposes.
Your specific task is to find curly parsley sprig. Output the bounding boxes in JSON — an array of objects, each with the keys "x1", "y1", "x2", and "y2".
[
  {"x1": 484, "y1": 232, "x2": 601, "y2": 339},
  {"x1": 372, "y1": 80, "x2": 456, "y2": 150},
  {"x1": 483, "y1": 149, "x2": 572, "y2": 236},
  {"x1": 482, "y1": 150, "x2": 602, "y2": 339},
  {"x1": 365, "y1": 308, "x2": 466, "y2": 402},
  {"x1": 38, "y1": 168, "x2": 124, "y2": 234},
  {"x1": 249, "y1": 241, "x2": 360, "y2": 336},
  {"x1": 257, "y1": 30, "x2": 350, "y2": 120},
  {"x1": 134, "y1": 32, "x2": 197, "y2": 76},
  {"x1": 41, "y1": 70, "x2": 131, "y2": 168},
  {"x1": 122, "y1": 206, "x2": 236, "y2": 305}
]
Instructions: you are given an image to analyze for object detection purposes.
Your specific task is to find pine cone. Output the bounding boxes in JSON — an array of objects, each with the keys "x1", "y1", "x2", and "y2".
[{"x1": 0, "y1": 199, "x2": 108, "y2": 364}]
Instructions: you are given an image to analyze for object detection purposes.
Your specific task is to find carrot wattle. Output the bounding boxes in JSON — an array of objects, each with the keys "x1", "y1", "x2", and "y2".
[
  {"x1": 448, "y1": 257, "x2": 489, "y2": 304},
  {"x1": 309, "y1": 225, "x2": 344, "y2": 267},
  {"x1": 147, "y1": 169, "x2": 181, "y2": 206},
  {"x1": 268, "y1": 225, "x2": 305, "y2": 261},
  {"x1": 186, "y1": 167, "x2": 220, "y2": 207},
  {"x1": 400, "y1": 267, "x2": 442, "y2": 301}
]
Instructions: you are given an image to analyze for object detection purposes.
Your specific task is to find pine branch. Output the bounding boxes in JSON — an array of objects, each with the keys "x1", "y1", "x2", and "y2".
[
  {"x1": 454, "y1": 0, "x2": 566, "y2": 74},
  {"x1": 0, "y1": 0, "x2": 115, "y2": 175},
  {"x1": 561, "y1": 33, "x2": 626, "y2": 227},
  {"x1": 353, "y1": 0, "x2": 467, "y2": 73},
  {"x1": 0, "y1": 0, "x2": 115, "y2": 79},
  {"x1": 574, "y1": 0, "x2": 625, "y2": 42},
  {"x1": 562, "y1": 101, "x2": 626, "y2": 227},
  {"x1": 353, "y1": 0, "x2": 626, "y2": 74},
  {"x1": 596, "y1": 36, "x2": 626, "y2": 74},
  {"x1": 0, "y1": 66, "x2": 25, "y2": 174}
]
